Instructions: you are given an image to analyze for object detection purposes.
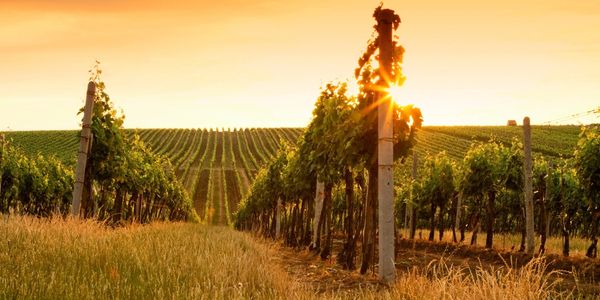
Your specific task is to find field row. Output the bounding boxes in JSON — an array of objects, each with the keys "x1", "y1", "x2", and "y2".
[
  {"x1": 2, "y1": 126, "x2": 581, "y2": 224},
  {"x1": 1, "y1": 128, "x2": 301, "y2": 225}
]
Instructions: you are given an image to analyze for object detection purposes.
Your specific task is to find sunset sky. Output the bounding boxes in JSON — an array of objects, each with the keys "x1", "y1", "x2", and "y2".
[{"x1": 1, "y1": 0, "x2": 599, "y2": 130}]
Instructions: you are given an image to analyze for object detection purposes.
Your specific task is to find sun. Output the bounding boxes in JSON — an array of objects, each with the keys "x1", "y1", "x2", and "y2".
[{"x1": 387, "y1": 85, "x2": 403, "y2": 104}]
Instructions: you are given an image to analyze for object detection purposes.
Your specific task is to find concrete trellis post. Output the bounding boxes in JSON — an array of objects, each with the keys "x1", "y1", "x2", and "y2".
[
  {"x1": 523, "y1": 116, "x2": 535, "y2": 254},
  {"x1": 377, "y1": 8, "x2": 397, "y2": 283},
  {"x1": 71, "y1": 82, "x2": 96, "y2": 216}
]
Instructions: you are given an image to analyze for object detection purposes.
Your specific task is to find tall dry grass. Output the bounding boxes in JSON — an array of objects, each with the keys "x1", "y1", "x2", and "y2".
[
  {"x1": 0, "y1": 215, "x2": 297, "y2": 299},
  {"x1": 318, "y1": 258, "x2": 574, "y2": 300},
  {"x1": 406, "y1": 228, "x2": 590, "y2": 257},
  {"x1": 0, "y1": 215, "x2": 577, "y2": 299}
]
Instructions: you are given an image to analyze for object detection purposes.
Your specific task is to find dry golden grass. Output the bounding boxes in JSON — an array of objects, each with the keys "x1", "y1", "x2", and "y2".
[
  {"x1": 337, "y1": 258, "x2": 572, "y2": 300},
  {"x1": 0, "y1": 215, "x2": 297, "y2": 299},
  {"x1": 0, "y1": 216, "x2": 576, "y2": 299},
  {"x1": 407, "y1": 228, "x2": 590, "y2": 257}
]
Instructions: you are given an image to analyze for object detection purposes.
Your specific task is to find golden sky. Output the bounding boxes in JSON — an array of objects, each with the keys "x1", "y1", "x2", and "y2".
[{"x1": 1, "y1": 0, "x2": 599, "y2": 130}]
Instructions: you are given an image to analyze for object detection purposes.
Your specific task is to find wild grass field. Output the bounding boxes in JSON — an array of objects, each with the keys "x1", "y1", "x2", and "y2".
[
  {"x1": 0, "y1": 216, "x2": 573, "y2": 299},
  {"x1": 0, "y1": 216, "x2": 293, "y2": 299}
]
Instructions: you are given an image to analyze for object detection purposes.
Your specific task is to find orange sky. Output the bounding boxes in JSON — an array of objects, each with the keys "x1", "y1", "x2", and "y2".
[{"x1": 1, "y1": 0, "x2": 599, "y2": 130}]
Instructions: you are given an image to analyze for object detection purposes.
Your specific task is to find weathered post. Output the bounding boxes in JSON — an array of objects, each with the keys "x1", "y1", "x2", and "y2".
[
  {"x1": 545, "y1": 161, "x2": 552, "y2": 242},
  {"x1": 523, "y1": 116, "x2": 535, "y2": 254},
  {"x1": 406, "y1": 151, "x2": 417, "y2": 239},
  {"x1": 275, "y1": 197, "x2": 282, "y2": 239},
  {"x1": 311, "y1": 179, "x2": 325, "y2": 249},
  {"x1": 0, "y1": 134, "x2": 4, "y2": 197},
  {"x1": 539, "y1": 160, "x2": 552, "y2": 254},
  {"x1": 454, "y1": 192, "x2": 463, "y2": 243},
  {"x1": 71, "y1": 81, "x2": 96, "y2": 216},
  {"x1": 377, "y1": 8, "x2": 397, "y2": 283}
]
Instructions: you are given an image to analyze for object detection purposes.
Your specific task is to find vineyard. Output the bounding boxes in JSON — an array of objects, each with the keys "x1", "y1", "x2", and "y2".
[
  {"x1": 4, "y1": 2, "x2": 600, "y2": 298},
  {"x1": 2, "y1": 128, "x2": 303, "y2": 225},
  {"x1": 4, "y1": 125, "x2": 581, "y2": 166},
  {"x1": 1, "y1": 125, "x2": 582, "y2": 225},
  {"x1": 0, "y1": 12, "x2": 596, "y2": 292}
]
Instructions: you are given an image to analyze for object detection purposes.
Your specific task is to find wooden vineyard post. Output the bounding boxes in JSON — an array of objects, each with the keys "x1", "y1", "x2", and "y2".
[
  {"x1": 539, "y1": 160, "x2": 552, "y2": 254},
  {"x1": 311, "y1": 179, "x2": 325, "y2": 249},
  {"x1": 377, "y1": 8, "x2": 396, "y2": 283},
  {"x1": 0, "y1": 134, "x2": 4, "y2": 197},
  {"x1": 71, "y1": 81, "x2": 96, "y2": 217},
  {"x1": 454, "y1": 192, "x2": 463, "y2": 243},
  {"x1": 545, "y1": 161, "x2": 553, "y2": 242},
  {"x1": 406, "y1": 151, "x2": 417, "y2": 239},
  {"x1": 410, "y1": 152, "x2": 418, "y2": 239},
  {"x1": 276, "y1": 197, "x2": 282, "y2": 239},
  {"x1": 523, "y1": 116, "x2": 535, "y2": 254}
]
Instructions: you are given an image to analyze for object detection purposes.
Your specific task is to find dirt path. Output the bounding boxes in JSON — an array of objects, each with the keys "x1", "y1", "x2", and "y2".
[
  {"x1": 210, "y1": 169, "x2": 225, "y2": 226},
  {"x1": 238, "y1": 168, "x2": 250, "y2": 194},
  {"x1": 267, "y1": 243, "x2": 383, "y2": 294},
  {"x1": 218, "y1": 169, "x2": 227, "y2": 225},
  {"x1": 264, "y1": 237, "x2": 600, "y2": 296},
  {"x1": 192, "y1": 170, "x2": 210, "y2": 219}
]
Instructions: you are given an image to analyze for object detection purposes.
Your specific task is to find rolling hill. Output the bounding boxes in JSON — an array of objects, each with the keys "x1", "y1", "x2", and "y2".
[{"x1": 1, "y1": 125, "x2": 582, "y2": 224}]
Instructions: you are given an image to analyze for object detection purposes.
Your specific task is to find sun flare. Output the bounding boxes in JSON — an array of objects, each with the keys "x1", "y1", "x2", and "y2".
[{"x1": 387, "y1": 85, "x2": 403, "y2": 104}]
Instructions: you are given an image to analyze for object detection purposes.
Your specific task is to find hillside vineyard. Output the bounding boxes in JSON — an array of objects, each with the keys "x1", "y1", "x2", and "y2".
[
  {"x1": 2, "y1": 126, "x2": 581, "y2": 225},
  {"x1": 4, "y1": 128, "x2": 301, "y2": 225}
]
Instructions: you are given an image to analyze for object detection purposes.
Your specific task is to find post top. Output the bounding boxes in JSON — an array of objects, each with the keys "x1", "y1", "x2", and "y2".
[
  {"x1": 87, "y1": 81, "x2": 96, "y2": 95},
  {"x1": 374, "y1": 7, "x2": 401, "y2": 28},
  {"x1": 378, "y1": 9, "x2": 396, "y2": 21}
]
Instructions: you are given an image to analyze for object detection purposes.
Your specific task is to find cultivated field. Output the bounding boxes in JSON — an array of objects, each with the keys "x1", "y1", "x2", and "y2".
[
  {"x1": 2, "y1": 128, "x2": 303, "y2": 226},
  {"x1": 2, "y1": 125, "x2": 580, "y2": 225}
]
